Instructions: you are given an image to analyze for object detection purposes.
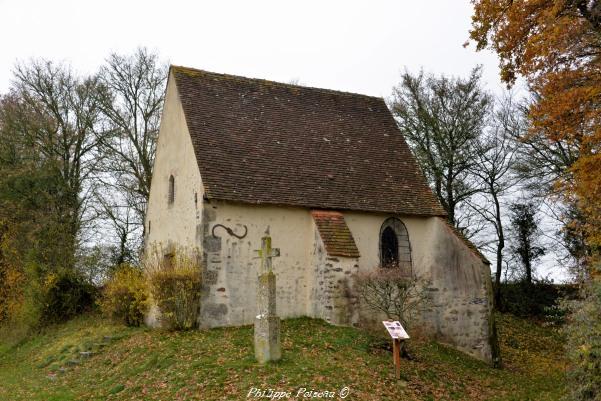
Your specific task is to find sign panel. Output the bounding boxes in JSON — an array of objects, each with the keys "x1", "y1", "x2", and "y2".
[{"x1": 382, "y1": 320, "x2": 410, "y2": 340}]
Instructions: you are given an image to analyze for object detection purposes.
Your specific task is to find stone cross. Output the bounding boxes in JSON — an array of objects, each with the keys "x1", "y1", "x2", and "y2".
[
  {"x1": 253, "y1": 227, "x2": 281, "y2": 363},
  {"x1": 255, "y1": 227, "x2": 280, "y2": 274}
]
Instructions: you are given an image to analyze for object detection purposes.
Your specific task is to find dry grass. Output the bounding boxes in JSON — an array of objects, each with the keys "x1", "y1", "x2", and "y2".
[{"x1": 0, "y1": 313, "x2": 566, "y2": 400}]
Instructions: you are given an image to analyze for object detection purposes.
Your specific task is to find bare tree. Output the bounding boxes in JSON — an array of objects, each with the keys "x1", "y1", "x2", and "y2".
[
  {"x1": 354, "y1": 267, "x2": 430, "y2": 328},
  {"x1": 8, "y1": 60, "x2": 106, "y2": 267},
  {"x1": 94, "y1": 190, "x2": 139, "y2": 266},
  {"x1": 512, "y1": 95, "x2": 580, "y2": 198},
  {"x1": 467, "y1": 94, "x2": 521, "y2": 308},
  {"x1": 96, "y1": 48, "x2": 167, "y2": 253},
  {"x1": 391, "y1": 67, "x2": 492, "y2": 227},
  {"x1": 511, "y1": 93, "x2": 587, "y2": 276}
]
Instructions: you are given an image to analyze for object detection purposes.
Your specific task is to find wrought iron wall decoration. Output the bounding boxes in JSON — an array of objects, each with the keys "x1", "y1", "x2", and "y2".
[{"x1": 211, "y1": 223, "x2": 248, "y2": 239}]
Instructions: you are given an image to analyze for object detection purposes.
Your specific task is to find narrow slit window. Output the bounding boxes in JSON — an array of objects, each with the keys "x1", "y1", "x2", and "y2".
[{"x1": 168, "y1": 175, "x2": 175, "y2": 205}]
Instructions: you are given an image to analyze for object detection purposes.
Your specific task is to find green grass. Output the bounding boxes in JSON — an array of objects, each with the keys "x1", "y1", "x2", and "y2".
[{"x1": 0, "y1": 313, "x2": 566, "y2": 401}]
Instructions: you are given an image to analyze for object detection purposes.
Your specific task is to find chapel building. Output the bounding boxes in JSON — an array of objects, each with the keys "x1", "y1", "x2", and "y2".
[{"x1": 145, "y1": 66, "x2": 496, "y2": 363}]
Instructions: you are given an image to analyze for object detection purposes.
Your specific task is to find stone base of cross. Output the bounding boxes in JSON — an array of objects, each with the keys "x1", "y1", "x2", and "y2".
[{"x1": 254, "y1": 228, "x2": 281, "y2": 363}]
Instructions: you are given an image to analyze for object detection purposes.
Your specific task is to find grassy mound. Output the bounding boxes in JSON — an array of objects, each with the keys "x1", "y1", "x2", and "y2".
[{"x1": 0, "y1": 314, "x2": 566, "y2": 400}]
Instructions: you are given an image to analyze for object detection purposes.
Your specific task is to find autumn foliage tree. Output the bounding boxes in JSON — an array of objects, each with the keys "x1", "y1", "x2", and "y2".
[
  {"x1": 470, "y1": 0, "x2": 601, "y2": 253},
  {"x1": 470, "y1": 1, "x2": 601, "y2": 398},
  {"x1": 0, "y1": 83, "x2": 101, "y2": 331}
]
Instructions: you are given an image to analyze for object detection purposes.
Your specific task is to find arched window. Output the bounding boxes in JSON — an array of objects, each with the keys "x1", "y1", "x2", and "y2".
[
  {"x1": 168, "y1": 175, "x2": 175, "y2": 205},
  {"x1": 379, "y1": 217, "x2": 412, "y2": 275}
]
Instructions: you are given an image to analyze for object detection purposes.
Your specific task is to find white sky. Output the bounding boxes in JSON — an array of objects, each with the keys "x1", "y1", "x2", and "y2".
[
  {"x1": 0, "y1": 0, "x2": 505, "y2": 95},
  {"x1": 0, "y1": 0, "x2": 568, "y2": 281}
]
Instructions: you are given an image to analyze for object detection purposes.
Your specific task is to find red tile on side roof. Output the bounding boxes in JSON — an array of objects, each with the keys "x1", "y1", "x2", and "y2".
[{"x1": 311, "y1": 210, "x2": 360, "y2": 258}]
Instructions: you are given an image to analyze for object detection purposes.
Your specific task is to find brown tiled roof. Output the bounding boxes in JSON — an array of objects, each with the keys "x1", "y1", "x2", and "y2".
[
  {"x1": 171, "y1": 66, "x2": 446, "y2": 216},
  {"x1": 441, "y1": 218, "x2": 490, "y2": 265},
  {"x1": 311, "y1": 210, "x2": 360, "y2": 258}
]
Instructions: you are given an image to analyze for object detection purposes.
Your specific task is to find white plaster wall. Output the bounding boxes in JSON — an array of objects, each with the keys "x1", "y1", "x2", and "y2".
[
  {"x1": 200, "y1": 201, "x2": 313, "y2": 327},
  {"x1": 343, "y1": 212, "x2": 434, "y2": 276},
  {"x1": 344, "y1": 211, "x2": 493, "y2": 362},
  {"x1": 145, "y1": 71, "x2": 204, "y2": 252}
]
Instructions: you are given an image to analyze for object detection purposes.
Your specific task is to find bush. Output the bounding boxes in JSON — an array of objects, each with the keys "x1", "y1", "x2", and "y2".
[
  {"x1": 147, "y1": 248, "x2": 202, "y2": 331},
  {"x1": 496, "y1": 281, "x2": 578, "y2": 318},
  {"x1": 99, "y1": 264, "x2": 149, "y2": 326},
  {"x1": 0, "y1": 258, "x2": 25, "y2": 326},
  {"x1": 563, "y1": 277, "x2": 601, "y2": 401},
  {"x1": 354, "y1": 266, "x2": 430, "y2": 328},
  {"x1": 40, "y1": 269, "x2": 98, "y2": 325}
]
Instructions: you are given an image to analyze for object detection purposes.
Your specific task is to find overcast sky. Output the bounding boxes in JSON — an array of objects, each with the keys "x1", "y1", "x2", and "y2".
[{"x1": 0, "y1": 1, "x2": 504, "y2": 96}]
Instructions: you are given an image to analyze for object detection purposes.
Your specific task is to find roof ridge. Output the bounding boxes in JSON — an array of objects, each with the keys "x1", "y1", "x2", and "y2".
[{"x1": 170, "y1": 65, "x2": 384, "y2": 102}]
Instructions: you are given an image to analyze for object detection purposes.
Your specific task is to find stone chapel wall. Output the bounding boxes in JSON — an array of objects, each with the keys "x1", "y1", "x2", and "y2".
[
  {"x1": 143, "y1": 72, "x2": 205, "y2": 328},
  {"x1": 309, "y1": 225, "x2": 360, "y2": 326},
  {"x1": 198, "y1": 201, "x2": 313, "y2": 328},
  {"x1": 196, "y1": 204, "x2": 495, "y2": 363},
  {"x1": 144, "y1": 72, "x2": 204, "y2": 252},
  {"x1": 143, "y1": 70, "x2": 494, "y2": 364},
  {"x1": 415, "y1": 217, "x2": 494, "y2": 363},
  {"x1": 344, "y1": 212, "x2": 494, "y2": 363}
]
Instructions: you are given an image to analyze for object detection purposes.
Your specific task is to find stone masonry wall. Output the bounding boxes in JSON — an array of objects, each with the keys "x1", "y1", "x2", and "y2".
[
  {"x1": 345, "y1": 213, "x2": 495, "y2": 363},
  {"x1": 309, "y1": 226, "x2": 360, "y2": 326},
  {"x1": 150, "y1": 186, "x2": 495, "y2": 363},
  {"x1": 414, "y1": 218, "x2": 494, "y2": 362},
  {"x1": 199, "y1": 201, "x2": 312, "y2": 327}
]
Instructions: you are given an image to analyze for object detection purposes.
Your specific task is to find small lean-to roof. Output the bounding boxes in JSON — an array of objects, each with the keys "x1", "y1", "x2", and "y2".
[
  {"x1": 311, "y1": 210, "x2": 360, "y2": 258},
  {"x1": 171, "y1": 65, "x2": 446, "y2": 216}
]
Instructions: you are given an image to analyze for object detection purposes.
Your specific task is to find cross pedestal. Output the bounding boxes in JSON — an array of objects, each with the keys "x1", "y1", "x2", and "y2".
[{"x1": 254, "y1": 228, "x2": 281, "y2": 363}]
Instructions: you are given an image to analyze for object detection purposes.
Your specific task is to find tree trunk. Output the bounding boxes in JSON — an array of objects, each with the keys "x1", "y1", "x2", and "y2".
[
  {"x1": 525, "y1": 258, "x2": 532, "y2": 284},
  {"x1": 493, "y1": 191, "x2": 504, "y2": 310},
  {"x1": 446, "y1": 176, "x2": 456, "y2": 226},
  {"x1": 494, "y1": 248, "x2": 504, "y2": 310}
]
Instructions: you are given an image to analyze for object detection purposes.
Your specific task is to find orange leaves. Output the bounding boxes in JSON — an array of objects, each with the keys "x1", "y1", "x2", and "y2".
[
  {"x1": 530, "y1": 69, "x2": 601, "y2": 142},
  {"x1": 573, "y1": 153, "x2": 601, "y2": 246},
  {"x1": 471, "y1": 0, "x2": 601, "y2": 251}
]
